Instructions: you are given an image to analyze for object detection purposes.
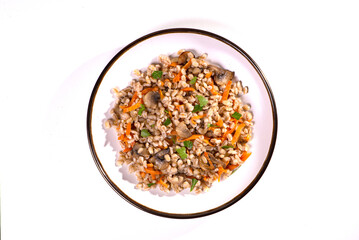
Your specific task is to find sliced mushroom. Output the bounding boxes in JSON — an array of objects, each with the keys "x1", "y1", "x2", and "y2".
[
  {"x1": 143, "y1": 91, "x2": 160, "y2": 109},
  {"x1": 207, "y1": 152, "x2": 226, "y2": 168},
  {"x1": 149, "y1": 148, "x2": 170, "y2": 170},
  {"x1": 178, "y1": 51, "x2": 194, "y2": 65},
  {"x1": 176, "y1": 122, "x2": 192, "y2": 139},
  {"x1": 199, "y1": 155, "x2": 215, "y2": 171},
  {"x1": 208, "y1": 65, "x2": 234, "y2": 85},
  {"x1": 132, "y1": 143, "x2": 150, "y2": 157}
]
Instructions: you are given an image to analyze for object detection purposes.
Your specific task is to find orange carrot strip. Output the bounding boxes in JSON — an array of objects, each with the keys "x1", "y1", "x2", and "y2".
[
  {"x1": 122, "y1": 99, "x2": 143, "y2": 113},
  {"x1": 177, "y1": 134, "x2": 202, "y2": 142},
  {"x1": 227, "y1": 164, "x2": 239, "y2": 171},
  {"x1": 191, "y1": 114, "x2": 206, "y2": 124},
  {"x1": 141, "y1": 87, "x2": 158, "y2": 95},
  {"x1": 128, "y1": 92, "x2": 138, "y2": 106},
  {"x1": 145, "y1": 167, "x2": 161, "y2": 175},
  {"x1": 159, "y1": 89, "x2": 164, "y2": 100},
  {"x1": 217, "y1": 166, "x2": 225, "y2": 182},
  {"x1": 205, "y1": 71, "x2": 212, "y2": 79},
  {"x1": 203, "y1": 139, "x2": 214, "y2": 146},
  {"x1": 182, "y1": 58, "x2": 192, "y2": 70},
  {"x1": 231, "y1": 123, "x2": 246, "y2": 145},
  {"x1": 240, "y1": 151, "x2": 252, "y2": 162},
  {"x1": 126, "y1": 122, "x2": 131, "y2": 136},
  {"x1": 181, "y1": 87, "x2": 195, "y2": 92},
  {"x1": 175, "y1": 104, "x2": 184, "y2": 110},
  {"x1": 169, "y1": 62, "x2": 178, "y2": 67},
  {"x1": 140, "y1": 172, "x2": 146, "y2": 178},
  {"x1": 216, "y1": 118, "x2": 223, "y2": 127},
  {"x1": 221, "y1": 80, "x2": 232, "y2": 103},
  {"x1": 147, "y1": 163, "x2": 154, "y2": 168},
  {"x1": 209, "y1": 80, "x2": 219, "y2": 95},
  {"x1": 118, "y1": 134, "x2": 125, "y2": 141},
  {"x1": 158, "y1": 176, "x2": 169, "y2": 188},
  {"x1": 221, "y1": 121, "x2": 238, "y2": 142},
  {"x1": 173, "y1": 72, "x2": 181, "y2": 82},
  {"x1": 123, "y1": 147, "x2": 132, "y2": 153}
]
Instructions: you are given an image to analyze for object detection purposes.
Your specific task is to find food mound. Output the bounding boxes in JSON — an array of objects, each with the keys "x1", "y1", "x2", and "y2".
[{"x1": 105, "y1": 50, "x2": 253, "y2": 193}]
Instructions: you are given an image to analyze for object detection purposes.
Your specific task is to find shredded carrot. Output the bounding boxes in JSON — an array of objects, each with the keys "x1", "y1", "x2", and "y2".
[
  {"x1": 203, "y1": 176, "x2": 209, "y2": 181},
  {"x1": 221, "y1": 80, "x2": 232, "y2": 103},
  {"x1": 216, "y1": 118, "x2": 223, "y2": 127},
  {"x1": 175, "y1": 104, "x2": 184, "y2": 110},
  {"x1": 227, "y1": 164, "x2": 239, "y2": 171},
  {"x1": 173, "y1": 72, "x2": 181, "y2": 82},
  {"x1": 159, "y1": 89, "x2": 164, "y2": 100},
  {"x1": 140, "y1": 172, "x2": 146, "y2": 178},
  {"x1": 170, "y1": 130, "x2": 177, "y2": 135},
  {"x1": 168, "y1": 111, "x2": 172, "y2": 118},
  {"x1": 177, "y1": 134, "x2": 202, "y2": 142},
  {"x1": 118, "y1": 134, "x2": 125, "y2": 141},
  {"x1": 122, "y1": 99, "x2": 143, "y2": 113},
  {"x1": 182, "y1": 58, "x2": 192, "y2": 70},
  {"x1": 126, "y1": 122, "x2": 131, "y2": 136},
  {"x1": 205, "y1": 71, "x2": 212, "y2": 79},
  {"x1": 203, "y1": 139, "x2": 214, "y2": 146},
  {"x1": 141, "y1": 87, "x2": 159, "y2": 95},
  {"x1": 169, "y1": 62, "x2": 178, "y2": 67},
  {"x1": 209, "y1": 80, "x2": 219, "y2": 95},
  {"x1": 123, "y1": 147, "x2": 132, "y2": 153},
  {"x1": 128, "y1": 92, "x2": 138, "y2": 106},
  {"x1": 147, "y1": 163, "x2": 154, "y2": 168},
  {"x1": 191, "y1": 114, "x2": 206, "y2": 124},
  {"x1": 145, "y1": 167, "x2": 161, "y2": 175},
  {"x1": 244, "y1": 134, "x2": 251, "y2": 142},
  {"x1": 157, "y1": 176, "x2": 169, "y2": 188},
  {"x1": 173, "y1": 59, "x2": 192, "y2": 82},
  {"x1": 240, "y1": 151, "x2": 252, "y2": 162},
  {"x1": 181, "y1": 87, "x2": 195, "y2": 92},
  {"x1": 158, "y1": 80, "x2": 164, "y2": 87},
  {"x1": 231, "y1": 123, "x2": 245, "y2": 145},
  {"x1": 221, "y1": 121, "x2": 238, "y2": 142},
  {"x1": 217, "y1": 166, "x2": 225, "y2": 182}
]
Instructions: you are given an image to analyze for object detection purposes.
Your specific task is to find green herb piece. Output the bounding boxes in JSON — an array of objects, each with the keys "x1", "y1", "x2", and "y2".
[
  {"x1": 176, "y1": 147, "x2": 187, "y2": 160},
  {"x1": 190, "y1": 178, "x2": 198, "y2": 192},
  {"x1": 164, "y1": 109, "x2": 169, "y2": 113},
  {"x1": 172, "y1": 135, "x2": 177, "y2": 144},
  {"x1": 231, "y1": 112, "x2": 242, "y2": 120},
  {"x1": 147, "y1": 183, "x2": 156, "y2": 187},
  {"x1": 192, "y1": 104, "x2": 203, "y2": 113},
  {"x1": 150, "y1": 124, "x2": 155, "y2": 128},
  {"x1": 222, "y1": 145, "x2": 234, "y2": 149},
  {"x1": 151, "y1": 70, "x2": 163, "y2": 79},
  {"x1": 138, "y1": 104, "x2": 145, "y2": 116},
  {"x1": 189, "y1": 76, "x2": 197, "y2": 85},
  {"x1": 208, "y1": 124, "x2": 219, "y2": 128},
  {"x1": 163, "y1": 118, "x2": 171, "y2": 126},
  {"x1": 141, "y1": 129, "x2": 151, "y2": 137},
  {"x1": 183, "y1": 140, "x2": 193, "y2": 149},
  {"x1": 196, "y1": 95, "x2": 208, "y2": 107}
]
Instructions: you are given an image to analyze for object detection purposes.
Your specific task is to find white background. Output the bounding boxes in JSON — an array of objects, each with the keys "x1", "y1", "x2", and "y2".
[{"x1": 1, "y1": 0, "x2": 359, "y2": 239}]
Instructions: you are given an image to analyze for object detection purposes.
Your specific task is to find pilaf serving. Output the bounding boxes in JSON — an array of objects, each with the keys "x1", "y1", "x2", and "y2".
[{"x1": 104, "y1": 50, "x2": 253, "y2": 194}]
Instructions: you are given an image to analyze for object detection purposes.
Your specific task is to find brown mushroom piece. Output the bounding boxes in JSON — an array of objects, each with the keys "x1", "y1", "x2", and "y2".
[
  {"x1": 177, "y1": 51, "x2": 194, "y2": 65},
  {"x1": 199, "y1": 155, "x2": 215, "y2": 171},
  {"x1": 176, "y1": 122, "x2": 192, "y2": 139},
  {"x1": 143, "y1": 91, "x2": 160, "y2": 109},
  {"x1": 132, "y1": 143, "x2": 150, "y2": 158},
  {"x1": 208, "y1": 65, "x2": 234, "y2": 85},
  {"x1": 199, "y1": 152, "x2": 226, "y2": 171},
  {"x1": 149, "y1": 148, "x2": 170, "y2": 170}
]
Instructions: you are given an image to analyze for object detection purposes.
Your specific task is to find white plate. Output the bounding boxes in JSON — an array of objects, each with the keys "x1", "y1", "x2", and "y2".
[{"x1": 87, "y1": 28, "x2": 277, "y2": 218}]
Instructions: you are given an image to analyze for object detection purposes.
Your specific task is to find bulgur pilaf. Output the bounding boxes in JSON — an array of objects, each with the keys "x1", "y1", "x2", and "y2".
[{"x1": 105, "y1": 50, "x2": 253, "y2": 193}]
